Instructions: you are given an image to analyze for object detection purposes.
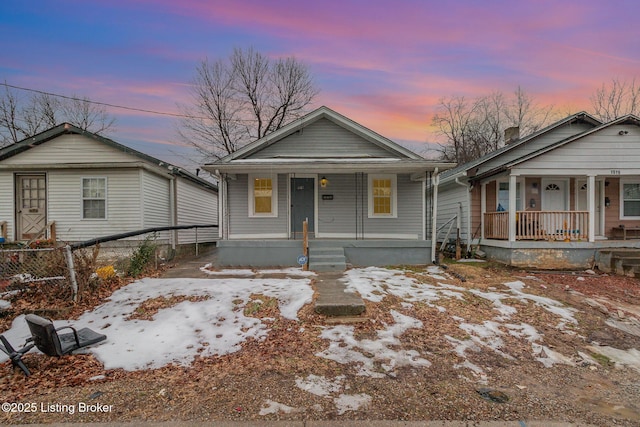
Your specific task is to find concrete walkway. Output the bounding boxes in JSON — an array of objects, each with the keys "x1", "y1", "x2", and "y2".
[
  {"x1": 14, "y1": 421, "x2": 598, "y2": 426},
  {"x1": 161, "y1": 249, "x2": 366, "y2": 317},
  {"x1": 314, "y1": 271, "x2": 365, "y2": 316}
]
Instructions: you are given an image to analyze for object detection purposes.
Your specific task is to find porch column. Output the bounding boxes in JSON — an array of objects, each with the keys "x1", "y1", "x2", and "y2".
[
  {"x1": 509, "y1": 175, "x2": 517, "y2": 242},
  {"x1": 481, "y1": 182, "x2": 486, "y2": 240},
  {"x1": 588, "y1": 175, "x2": 595, "y2": 242}
]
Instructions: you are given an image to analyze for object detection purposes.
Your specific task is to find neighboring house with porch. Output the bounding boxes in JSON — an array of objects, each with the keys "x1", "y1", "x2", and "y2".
[
  {"x1": 435, "y1": 112, "x2": 640, "y2": 268},
  {"x1": 204, "y1": 106, "x2": 453, "y2": 270},
  {"x1": 0, "y1": 123, "x2": 218, "y2": 249}
]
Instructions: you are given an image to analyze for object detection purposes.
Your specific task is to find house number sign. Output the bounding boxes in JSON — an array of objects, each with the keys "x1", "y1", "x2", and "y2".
[
  {"x1": 610, "y1": 169, "x2": 621, "y2": 175},
  {"x1": 322, "y1": 195, "x2": 334, "y2": 200}
]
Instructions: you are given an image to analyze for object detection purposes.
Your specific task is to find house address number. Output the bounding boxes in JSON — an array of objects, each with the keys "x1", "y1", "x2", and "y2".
[{"x1": 611, "y1": 169, "x2": 621, "y2": 175}]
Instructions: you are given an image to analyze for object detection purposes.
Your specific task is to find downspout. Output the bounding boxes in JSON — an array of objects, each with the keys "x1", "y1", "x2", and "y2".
[
  {"x1": 430, "y1": 168, "x2": 439, "y2": 264},
  {"x1": 170, "y1": 175, "x2": 177, "y2": 251},
  {"x1": 454, "y1": 176, "x2": 472, "y2": 256}
]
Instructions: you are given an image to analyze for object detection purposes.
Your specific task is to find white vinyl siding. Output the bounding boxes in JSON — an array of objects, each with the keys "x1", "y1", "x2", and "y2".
[
  {"x1": 515, "y1": 125, "x2": 640, "y2": 173},
  {"x1": 1, "y1": 134, "x2": 135, "y2": 165},
  {"x1": 81, "y1": 177, "x2": 107, "y2": 219},
  {"x1": 434, "y1": 181, "x2": 468, "y2": 242},
  {"x1": 176, "y1": 178, "x2": 218, "y2": 244},
  {"x1": 475, "y1": 122, "x2": 595, "y2": 176},
  {"x1": 47, "y1": 169, "x2": 142, "y2": 241},
  {"x1": 141, "y1": 171, "x2": 171, "y2": 241},
  {"x1": 0, "y1": 171, "x2": 14, "y2": 240}
]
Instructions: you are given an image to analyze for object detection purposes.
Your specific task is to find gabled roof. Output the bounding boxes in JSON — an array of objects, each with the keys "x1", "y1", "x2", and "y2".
[
  {"x1": 206, "y1": 106, "x2": 455, "y2": 175},
  {"x1": 488, "y1": 114, "x2": 640, "y2": 176},
  {"x1": 439, "y1": 111, "x2": 601, "y2": 183},
  {"x1": 0, "y1": 123, "x2": 217, "y2": 191},
  {"x1": 215, "y1": 105, "x2": 424, "y2": 162}
]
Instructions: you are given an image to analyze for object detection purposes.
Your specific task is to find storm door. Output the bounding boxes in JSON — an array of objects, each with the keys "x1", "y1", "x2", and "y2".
[
  {"x1": 16, "y1": 174, "x2": 47, "y2": 240},
  {"x1": 290, "y1": 177, "x2": 315, "y2": 239}
]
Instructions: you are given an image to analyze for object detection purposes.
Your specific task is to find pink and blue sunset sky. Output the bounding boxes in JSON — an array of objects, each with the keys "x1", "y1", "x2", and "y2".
[{"x1": 2, "y1": 0, "x2": 639, "y2": 169}]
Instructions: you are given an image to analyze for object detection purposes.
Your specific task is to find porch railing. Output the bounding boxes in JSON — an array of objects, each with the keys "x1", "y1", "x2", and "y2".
[{"x1": 484, "y1": 211, "x2": 589, "y2": 241}]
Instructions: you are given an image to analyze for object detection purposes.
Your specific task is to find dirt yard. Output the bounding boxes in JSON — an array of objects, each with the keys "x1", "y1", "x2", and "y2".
[{"x1": 1, "y1": 261, "x2": 640, "y2": 425}]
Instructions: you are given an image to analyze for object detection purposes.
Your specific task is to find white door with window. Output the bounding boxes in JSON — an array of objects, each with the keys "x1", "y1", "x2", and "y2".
[
  {"x1": 542, "y1": 179, "x2": 567, "y2": 211},
  {"x1": 16, "y1": 174, "x2": 47, "y2": 240},
  {"x1": 541, "y1": 179, "x2": 568, "y2": 236}
]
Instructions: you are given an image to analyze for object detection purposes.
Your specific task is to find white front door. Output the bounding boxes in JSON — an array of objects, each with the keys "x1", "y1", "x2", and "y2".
[
  {"x1": 576, "y1": 180, "x2": 603, "y2": 236},
  {"x1": 542, "y1": 179, "x2": 567, "y2": 211},
  {"x1": 16, "y1": 174, "x2": 47, "y2": 240}
]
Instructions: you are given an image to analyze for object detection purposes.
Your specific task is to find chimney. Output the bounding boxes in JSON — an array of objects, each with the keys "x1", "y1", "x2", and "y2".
[{"x1": 504, "y1": 126, "x2": 520, "y2": 144}]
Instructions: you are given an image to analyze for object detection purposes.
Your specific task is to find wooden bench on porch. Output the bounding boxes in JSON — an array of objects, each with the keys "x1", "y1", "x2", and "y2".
[{"x1": 612, "y1": 225, "x2": 640, "y2": 240}]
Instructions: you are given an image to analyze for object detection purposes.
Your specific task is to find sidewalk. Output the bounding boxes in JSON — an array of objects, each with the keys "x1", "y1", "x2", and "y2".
[{"x1": 12, "y1": 421, "x2": 598, "y2": 427}]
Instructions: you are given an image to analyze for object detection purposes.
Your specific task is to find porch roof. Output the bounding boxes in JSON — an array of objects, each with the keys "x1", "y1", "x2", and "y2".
[{"x1": 203, "y1": 158, "x2": 453, "y2": 177}]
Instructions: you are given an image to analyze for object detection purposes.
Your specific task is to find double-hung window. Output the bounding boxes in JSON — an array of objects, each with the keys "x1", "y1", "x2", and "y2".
[
  {"x1": 82, "y1": 177, "x2": 106, "y2": 219},
  {"x1": 249, "y1": 174, "x2": 278, "y2": 217},
  {"x1": 621, "y1": 182, "x2": 640, "y2": 218},
  {"x1": 368, "y1": 174, "x2": 397, "y2": 217}
]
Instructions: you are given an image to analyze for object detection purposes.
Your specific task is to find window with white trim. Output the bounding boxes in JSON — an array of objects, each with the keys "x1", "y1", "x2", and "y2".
[
  {"x1": 496, "y1": 180, "x2": 522, "y2": 211},
  {"x1": 249, "y1": 174, "x2": 278, "y2": 217},
  {"x1": 621, "y1": 182, "x2": 640, "y2": 218},
  {"x1": 82, "y1": 177, "x2": 106, "y2": 219},
  {"x1": 368, "y1": 174, "x2": 397, "y2": 217}
]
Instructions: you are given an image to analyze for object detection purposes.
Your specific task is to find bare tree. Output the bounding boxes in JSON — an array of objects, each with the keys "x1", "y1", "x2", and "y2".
[
  {"x1": 590, "y1": 77, "x2": 640, "y2": 122},
  {"x1": 177, "y1": 47, "x2": 318, "y2": 161},
  {"x1": 0, "y1": 83, "x2": 116, "y2": 147},
  {"x1": 432, "y1": 86, "x2": 555, "y2": 163}
]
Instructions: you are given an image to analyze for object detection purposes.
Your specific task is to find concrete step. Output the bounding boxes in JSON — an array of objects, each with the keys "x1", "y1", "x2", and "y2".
[
  {"x1": 309, "y1": 246, "x2": 346, "y2": 272},
  {"x1": 310, "y1": 261, "x2": 347, "y2": 272},
  {"x1": 596, "y1": 249, "x2": 640, "y2": 275}
]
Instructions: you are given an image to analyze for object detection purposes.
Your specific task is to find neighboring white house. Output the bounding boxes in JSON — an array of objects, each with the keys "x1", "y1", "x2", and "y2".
[
  {"x1": 0, "y1": 123, "x2": 218, "y2": 248},
  {"x1": 434, "y1": 112, "x2": 640, "y2": 269},
  {"x1": 204, "y1": 106, "x2": 453, "y2": 270}
]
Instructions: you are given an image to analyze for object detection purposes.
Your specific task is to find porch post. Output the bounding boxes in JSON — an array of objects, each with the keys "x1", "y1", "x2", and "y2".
[
  {"x1": 481, "y1": 183, "x2": 486, "y2": 240},
  {"x1": 588, "y1": 175, "x2": 595, "y2": 242},
  {"x1": 509, "y1": 175, "x2": 517, "y2": 242}
]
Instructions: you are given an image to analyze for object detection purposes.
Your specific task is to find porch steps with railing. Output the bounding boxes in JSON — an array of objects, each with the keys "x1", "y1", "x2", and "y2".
[
  {"x1": 308, "y1": 246, "x2": 347, "y2": 272},
  {"x1": 596, "y1": 249, "x2": 640, "y2": 278}
]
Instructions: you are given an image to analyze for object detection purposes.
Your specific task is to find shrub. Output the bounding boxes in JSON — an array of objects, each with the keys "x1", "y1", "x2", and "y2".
[{"x1": 127, "y1": 236, "x2": 157, "y2": 277}]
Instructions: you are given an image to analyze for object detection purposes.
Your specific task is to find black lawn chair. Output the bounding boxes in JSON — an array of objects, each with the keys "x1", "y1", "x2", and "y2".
[
  {"x1": 0, "y1": 334, "x2": 35, "y2": 376},
  {"x1": 24, "y1": 314, "x2": 106, "y2": 357}
]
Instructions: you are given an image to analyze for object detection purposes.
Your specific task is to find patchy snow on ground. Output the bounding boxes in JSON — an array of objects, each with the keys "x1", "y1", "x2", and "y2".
[
  {"x1": 316, "y1": 310, "x2": 431, "y2": 378},
  {"x1": 0, "y1": 273, "x2": 314, "y2": 371},
  {"x1": 334, "y1": 393, "x2": 372, "y2": 414},
  {"x1": 587, "y1": 345, "x2": 640, "y2": 373},
  {"x1": 295, "y1": 374, "x2": 345, "y2": 397},
  {"x1": 339, "y1": 267, "x2": 581, "y2": 379},
  {"x1": 259, "y1": 399, "x2": 297, "y2": 415},
  {"x1": 3, "y1": 264, "x2": 639, "y2": 416}
]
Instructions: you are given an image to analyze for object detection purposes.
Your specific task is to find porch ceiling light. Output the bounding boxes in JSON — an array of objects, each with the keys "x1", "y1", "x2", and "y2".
[{"x1": 320, "y1": 176, "x2": 328, "y2": 188}]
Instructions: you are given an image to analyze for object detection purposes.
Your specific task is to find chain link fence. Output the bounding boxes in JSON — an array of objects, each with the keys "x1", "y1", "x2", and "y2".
[{"x1": 0, "y1": 225, "x2": 217, "y2": 302}]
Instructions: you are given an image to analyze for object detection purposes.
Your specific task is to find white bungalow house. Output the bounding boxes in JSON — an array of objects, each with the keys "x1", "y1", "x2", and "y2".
[
  {"x1": 203, "y1": 106, "x2": 453, "y2": 269},
  {"x1": 434, "y1": 112, "x2": 640, "y2": 269},
  {"x1": 0, "y1": 123, "x2": 218, "y2": 249}
]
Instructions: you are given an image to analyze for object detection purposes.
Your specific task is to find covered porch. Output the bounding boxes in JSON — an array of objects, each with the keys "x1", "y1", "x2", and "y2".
[{"x1": 479, "y1": 174, "x2": 610, "y2": 243}]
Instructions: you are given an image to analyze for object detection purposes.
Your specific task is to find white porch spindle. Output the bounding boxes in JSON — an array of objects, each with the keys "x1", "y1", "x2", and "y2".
[
  {"x1": 509, "y1": 175, "x2": 517, "y2": 242},
  {"x1": 588, "y1": 175, "x2": 595, "y2": 242}
]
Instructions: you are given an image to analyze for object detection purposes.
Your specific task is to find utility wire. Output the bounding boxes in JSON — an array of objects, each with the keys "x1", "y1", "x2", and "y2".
[{"x1": 0, "y1": 81, "x2": 207, "y2": 120}]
